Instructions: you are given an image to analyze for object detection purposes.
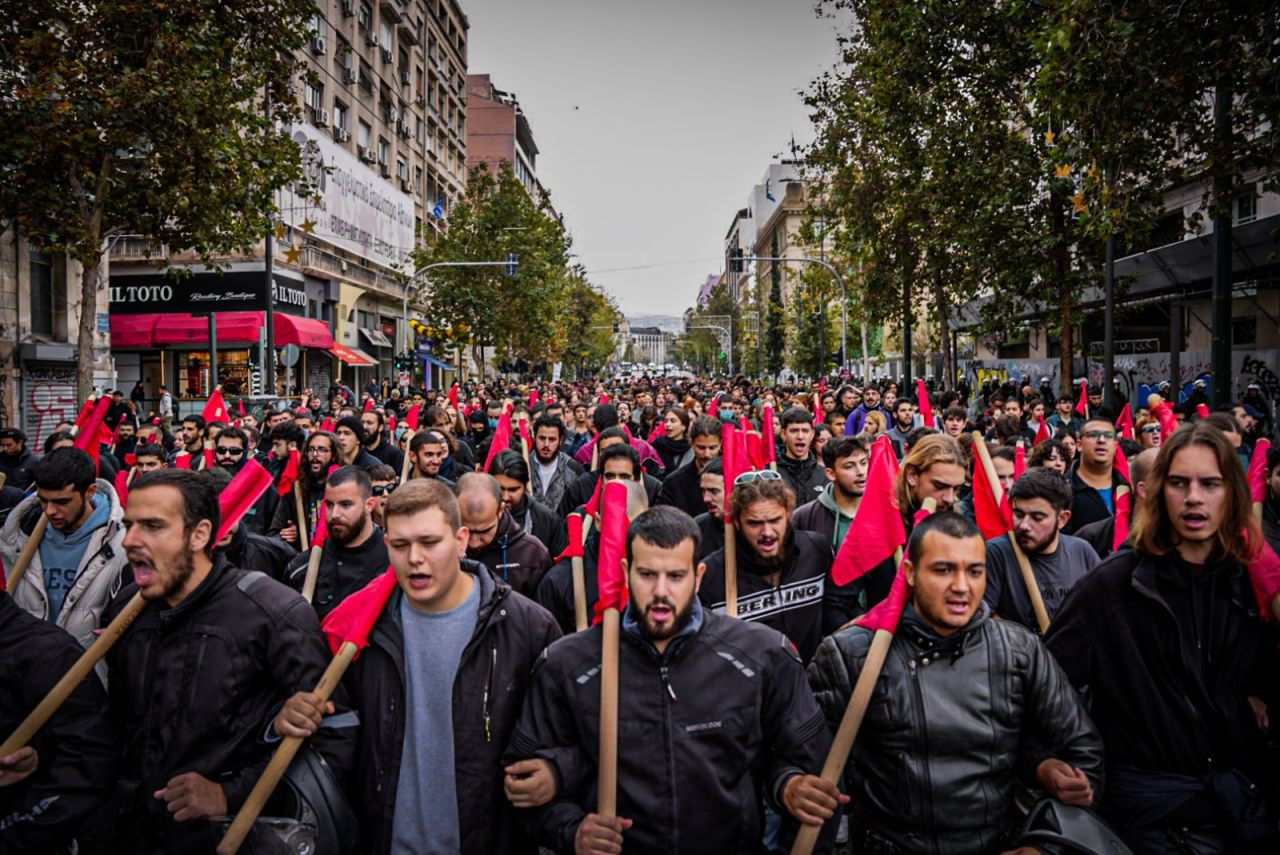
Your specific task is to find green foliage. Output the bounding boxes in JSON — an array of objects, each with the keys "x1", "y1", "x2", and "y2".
[
  {"x1": 764, "y1": 234, "x2": 786, "y2": 377},
  {"x1": 559, "y1": 267, "x2": 621, "y2": 378},
  {"x1": 0, "y1": 0, "x2": 317, "y2": 398}
]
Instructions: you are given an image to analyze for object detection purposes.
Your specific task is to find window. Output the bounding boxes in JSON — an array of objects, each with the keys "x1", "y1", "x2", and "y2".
[
  {"x1": 358, "y1": 120, "x2": 371, "y2": 148},
  {"x1": 358, "y1": 2, "x2": 372, "y2": 30},
  {"x1": 305, "y1": 81, "x2": 323, "y2": 111},
  {"x1": 380, "y1": 21, "x2": 393, "y2": 54},
  {"x1": 311, "y1": 13, "x2": 326, "y2": 38},
  {"x1": 397, "y1": 156, "x2": 407, "y2": 180},
  {"x1": 1233, "y1": 315, "x2": 1257, "y2": 346},
  {"x1": 334, "y1": 101, "x2": 349, "y2": 132},
  {"x1": 1235, "y1": 185, "x2": 1258, "y2": 225},
  {"x1": 29, "y1": 247, "x2": 54, "y2": 336},
  {"x1": 378, "y1": 136, "x2": 390, "y2": 165},
  {"x1": 359, "y1": 60, "x2": 374, "y2": 92}
]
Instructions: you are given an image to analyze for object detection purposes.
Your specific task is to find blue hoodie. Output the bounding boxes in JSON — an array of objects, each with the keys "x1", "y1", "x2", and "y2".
[{"x1": 39, "y1": 492, "x2": 111, "y2": 620}]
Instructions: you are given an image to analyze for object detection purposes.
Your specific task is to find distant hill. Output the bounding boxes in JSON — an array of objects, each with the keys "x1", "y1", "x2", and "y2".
[{"x1": 627, "y1": 315, "x2": 684, "y2": 334}]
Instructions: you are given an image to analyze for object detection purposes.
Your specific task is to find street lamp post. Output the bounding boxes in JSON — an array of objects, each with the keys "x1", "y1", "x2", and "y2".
[
  {"x1": 400, "y1": 259, "x2": 516, "y2": 381},
  {"x1": 743, "y1": 256, "x2": 848, "y2": 375}
]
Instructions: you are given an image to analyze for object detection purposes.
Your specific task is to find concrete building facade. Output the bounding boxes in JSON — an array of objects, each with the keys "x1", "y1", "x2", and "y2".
[{"x1": 465, "y1": 74, "x2": 546, "y2": 199}]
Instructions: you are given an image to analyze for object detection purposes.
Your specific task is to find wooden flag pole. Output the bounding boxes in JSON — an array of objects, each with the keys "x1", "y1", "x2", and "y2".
[
  {"x1": 572, "y1": 516, "x2": 594, "y2": 632},
  {"x1": 723, "y1": 518, "x2": 738, "y2": 617},
  {"x1": 4, "y1": 516, "x2": 49, "y2": 594},
  {"x1": 294, "y1": 482, "x2": 309, "y2": 551},
  {"x1": 792, "y1": 500, "x2": 936, "y2": 855},
  {"x1": 300, "y1": 545, "x2": 324, "y2": 604},
  {"x1": 597, "y1": 606, "x2": 621, "y2": 816},
  {"x1": 400, "y1": 440, "x2": 414, "y2": 483},
  {"x1": 216, "y1": 641, "x2": 360, "y2": 855},
  {"x1": 0, "y1": 592, "x2": 145, "y2": 757}
]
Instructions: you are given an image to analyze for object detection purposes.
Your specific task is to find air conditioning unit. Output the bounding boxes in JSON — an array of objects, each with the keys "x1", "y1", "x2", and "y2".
[
  {"x1": 414, "y1": 92, "x2": 426, "y2": 107},
  {"x1": 310, "y1": 37, "x2": 326, "y2": 55},
  {"x1": 358, "y1": 145, "x2": 376, "y2": 163},
  {"x1": 341, "y1": 0, "x2": 355, "y2": 16},
  {"x1": 311, "y1": 106, "x2": 329, "y2": 127},
  {"x1": 379, "y1": 162, "x2": 392, "y2": 178},
  {"x1": 342, "y1": 68, "x2": 357, "y2": 84},
  {"x1": 380, "y1": 47, "x2": 393, "y2": 64},
  {"x1": 365, "y1": 32, "x2": 379, "y2": 48},
  {"x1": 399, "y1": 70, "x2": 411, "y2": 86},
  {"x1": 400, "y1": 177, "x2": 413, "y2": 193},
  {"x1": 333, "y1": 126, "x2": 350, "y2": 143}
]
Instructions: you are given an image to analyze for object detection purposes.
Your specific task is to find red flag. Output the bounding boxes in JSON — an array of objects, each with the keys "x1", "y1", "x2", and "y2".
[
  {"x1": 599, "y1": 393, "x2": 609, "y2": 405},
  {"x1": 1035, "y1": 416, "x2": 1051, "y2": 445},
  {"x1": 364, "y1": 397, "x2": 374, "y2": 412},
  {"x1": 517, "y1": 417, "x2": 533, "y2": 455},
  {"x1": 831, "y1": 436, "x2": 906, "y2": 585},
  {"x1": 311, "y1": 495, "x2": 331, "y2": 548},
  {"x1": 916, "y1": 379, "x2": 934, "y2": 429},
  {"x1": 1152, "y1": 399, "x2": 1178, "y2": 441},
  {"x1": 593, "y1": 481, "x2": 630, "y2": 624},
  {"x1": 584, "y1": 478, "x2": 603, "y2": 517},
  {"x1": 740, "y1": 418, "x2": 764, "y2": 470},
  {"x1": 114, "y1": 469, "x2": 131, "y2": 508},
  {"x1": 319, "y1": 417, "x2": 337, "y2": 433},
  {"x1": 405, "y1": 404, "x2": 422, "y2": 431},
  {"x1": 124, "y1": 453, "x2": 137, "y2": 467},
  {"x1": 1014, "y1": 443, "x2": 1027, "y2": 480},
  {"x1": 708, "y1": 396, "x2": 719, "y2": 419},
  {"x1": 448, "y1": 384, "x2": 459, "y2": 409},
  {"x1": 1246, "y1": 533, "x2": 1280, "y2": 624},
  {"x1": 484, "y1": 409, "x2": 514, "y2": 472},
  {"x1": 1112, "y1": 488, "x2": 1132, "y2": 553},
  {"x1": 762, "y1": 406, "x2": 777, "y2": 465},
  {"x1": 174, "y1": 454, "x2": 192, "y2": 470},
  {"x1": 648, "y1": 419, "x2": 667, "y2": 442},
  {"x1": 555, "y1": 514, "x2": 586, "y2": 563},
  {"x1": 203, "y1": 447, "x2": 215, "y2": 470},
  {"x1": 1248, "y1": 439, "x2": 1272, "y2": 504},
  {"x1": 972, "y1": 449, "x2": 1013, "y2": 541},
  {"x1": 855, "y1": 504, "x2": 936, "y2": 632},
  {"x1": 720, "y1": 424, "x2": 752, "y2": 515},
  {"x1": 388, "y1": 415, "x2": 397, "y2": 435},
  {"x1": 72, "y1": 398, "x2": 96, "y2": 434},
  {"x1": 819, "y1": 377, "x2": 826, "y2": 399},
  {"x1": 1196, "y1": 403, "x2": 1210, "y2": 420},
  {"x1": 321, "y1": 568, "x2": 398, "y2": 656},
  {"x1": 73, "y1": 396, "x2": 113, "y2": 471},
  {"x1": 1074, "y1": 379, "x2": 1089, "y2": 416},
  {"x1": 528, "y1": 388, "x2": 539, "y2": 409},
  {"x1": 276, "y1": 448, "x2": 302, "y2": 497},
  {"x1": 1115, "y1": 404, "x2": 1134, "y2": 440},
  {"x1": 202, "y1": 388, "x2": 229, "y2": 424},
  {"x1": 1114, "y1": 443, "x2": 1131, "y2": 483},
  {"x1": 238, "y1": 398, "x2": 247, "y2": 418},
  {"x1": 216, "y1": 459, "x2": 274, "y2": 542}
]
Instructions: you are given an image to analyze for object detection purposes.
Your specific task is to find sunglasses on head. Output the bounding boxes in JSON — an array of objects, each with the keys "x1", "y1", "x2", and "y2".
[
  {"x1": 734, "y1": 469, "x2": 783, "y2": 486},
  {"x1": 216, "y1": 446, "x2": 245, "y2": 456},
  {"x1": 371, "y1": 484, "x2": 396, "y2": 497}
]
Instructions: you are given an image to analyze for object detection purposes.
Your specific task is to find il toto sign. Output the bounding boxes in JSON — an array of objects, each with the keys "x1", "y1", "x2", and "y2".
[{"x1": 110, "y1": 271, "x2": 307, "y2": 315}]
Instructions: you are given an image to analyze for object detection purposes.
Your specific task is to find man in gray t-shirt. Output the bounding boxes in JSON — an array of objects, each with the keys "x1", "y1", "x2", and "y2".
[{"x1": 984, "y1": 468, "x2": 1099, "y2": 631}]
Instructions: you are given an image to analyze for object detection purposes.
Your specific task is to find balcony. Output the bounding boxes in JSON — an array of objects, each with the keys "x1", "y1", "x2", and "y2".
[
  {"x1": 379, "y1": 0, "x2": 404, "y2": 23},
  {"x1": 108, "y1": 236, "x2": 167, "y2": 260}
]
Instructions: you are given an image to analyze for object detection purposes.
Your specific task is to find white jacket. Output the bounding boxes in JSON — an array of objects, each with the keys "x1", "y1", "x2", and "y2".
[{"x1": 0, "y1": 479, "x2": 128, "y2": 651}]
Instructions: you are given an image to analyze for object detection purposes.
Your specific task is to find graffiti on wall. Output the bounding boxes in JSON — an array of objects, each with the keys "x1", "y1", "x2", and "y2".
[
  {"x1": 964, "y1": 359, "x2": 1061, "y2": 393},
  {"x1": 1088, "y1": 351, "x2": 1279, "y2": 406},
  {"x1": 22, "y1": 362, "x2": 78, "y2": 452}
]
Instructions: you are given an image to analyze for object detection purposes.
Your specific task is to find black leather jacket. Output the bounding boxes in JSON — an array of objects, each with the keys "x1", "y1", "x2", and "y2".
[{"x1": 807, "y1": 604, "x2": 1104, "y2": 855}]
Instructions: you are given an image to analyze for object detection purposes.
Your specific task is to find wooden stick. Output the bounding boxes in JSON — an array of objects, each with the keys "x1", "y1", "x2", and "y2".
[
  {"x1": 1009, "y1": 535, "x2": 1051, "y2": 634},
  {"x1": 971, "y1": 430, "x2": 1006, "y2": 507},
  {"x1": 5, "y1": 516, "x2": 49, "y2": 594},
  {"x1": 724, "y1": 517, "x2": 738, "y2": 617},
  {"x1": 294, "y1": 482, "x2": 309, "y2": 551},
  {"x1": 216, "y1": 640, "x2": 359, "y2": 855},
  {"x1": 0, "y1": 592, "x2": 146, "y2": 757},
  {"x1": 597, "y1": 607, "x2": 620, "y2": 817},
  {"x1": 0, "y1": 472, "x2": 6, "y2": 489},
  {"x1": 400, "y1": 441, "x2": 413, "y2": 483},
  {"x1": 300, "y1": 545, "x2": 324, "y2": 604},
  {"x1": 571, "y1": 516, "x2": 593, "y2": 633}
]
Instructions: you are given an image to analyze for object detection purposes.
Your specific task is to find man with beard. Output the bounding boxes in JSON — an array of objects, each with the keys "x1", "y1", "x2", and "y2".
[
  {"x1": 455, "y1": 472, "x2": 551, "y2": 598},
  {"x1": 425, "y1": 405, "x2": 477, "y2": 476},
  {"x1": 845, "y1": 384, "x2": 884, "y2": 436},
  {"x1": 885, "y1": 398, "x2": 917, "y2": 458},
  {"x1": 206, "y1": 468, "x2": 297, "y2": 582},
  {"x1": 793, "y1": 436, "x2": 871, "y2": 632},
  {"x1": 0, "y1": 448, "x2": 127, "y2": 652},
  {"x1": 269, "y1": 430, "x2": 338, "y2": 548},
  {"x1": 1066, "y1": 417, "x2": 1129, "y2": 534},
  {"x1": 527, "y1": 414, "x2": 584, "y2": 513},
  {"x1": 775, "y1": 407, "x2": 829, "y2": 504},
  {"x1": 259, "y1": 408, "x2": 294, "y2": 455},
  {"x1": 171, "y1": 415, "x2": 210, "y2": 470},
  {"x1": 692, "y1": 458, "x2": 725, "y2": 561},
  {"x1": 275, "y1": 478, "x2": 560, "y2": 854},
  {"x1": 1046, "y1": 424, "x2": 1280, "y2": 850},
  {"x1": 213, "y1": 426, "x2": 278, "y2": 535},
  {"x1": 983, "y1": 467, "x2": 1099, "y2": 631},
  {"x1": 508, "y1": 507, "x2": 840, "y2": 853},
  {"x1": 105, "y1": 469, "x2": 355, "y2": 854},
  {"x1": 807, "y1": 512, "x2": 1103, "y2": 853},
  {"x1": 334, "y1": 416, "x2": 382, "y2": 470},
  {"x1": 111, "y1": 420, "x2": 140, "y2": 471},
  {"x1": 654, "y1": 416, "x2": 722, "y2": 518},
  {"x1": 489, "y1": 450, "x2": 568, "y2": 559},
  {"x1": 362, "y1": 407, "x2": 405, "y2": 474},
  {"x1": 698, "y1": 476, "x2": 832, "y2": 663},
  {"x1": 0, "y1": 427, "x2": 38, "y2": 491},
  {"x1": 285, "y1": 465, "x2": 390, "y2": 620},
  {"x1": 408, "y1": 430, "x2": 456, "y2": 486}
]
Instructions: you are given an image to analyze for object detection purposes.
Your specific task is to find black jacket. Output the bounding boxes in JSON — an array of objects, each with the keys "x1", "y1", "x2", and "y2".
[
  {"x1": 466, "y1": 510, "x2": 552, "y2": 599},
  {"x1": 653, "y1": 459, "x2": 705, "y2": 518},
  {"x1": 0, "y1": 596, "x2": 116, "y2": 854},
  {"x1": 808, "y1": 605, "x2": 1104, "y2": 854},
  {"x1": 510, "y1": 495, "x2": 568, "y2": 560},
  {"x1": 558, "y1": 470, "x2": 661, "y2": 519},
  {"x1": 1073, "y1": 514, "x2": 1118, "y2": 560},
  {"x1": 699, "y1": 529, "x2": 833, "y2": 663},
  {"x1": 221, "y1": 522, "x2": 298, "y2": 583},
  {"x1": 285, "y1": 526, "x2": 391, "y2": 620},
  {"x1": 1045, "y1": 548, "x2": 1280, "y2": 831},
  {"x1": 347, "y1": 562, "x2": 561, "y2": 855},
  {"x1": 365, "y1": 433, "x2": 404, "y2": 473},
  {"x1": 267, "y1": 478, "x2": 325, "y2": 548},
  {"x1": 0, "y1": 448, "x2": 36, "y2": 493},
  {"x1": 1065, "y1": 464, "x2": 1128, "y2": 534},
  {"x1": 776, "y1": 453, "x2": 828, "y2": 505},
  {"x1": 536, "y1": 531, "x2": 601, "y2": 635},
  {"x1": 650, "y1": 435, "x2": 693, "y2": 474},
  {"x1": 693, "y1": 512, "x2": 724, "y2": 562},
  {"x1": 507, "y1": 604, "x2": 831, "y2": 854},
  {"x1": 105, "y1": 557, "x2": 355, "y2": 854}
]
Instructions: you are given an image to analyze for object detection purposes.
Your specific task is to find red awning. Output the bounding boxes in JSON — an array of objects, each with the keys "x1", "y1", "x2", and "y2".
[
  {"x1": 331, "y1": 342, "x2": 377, "y2": 366},
  {"x1": 118, "y1": 312, "x2": 335, "y2": 349}
]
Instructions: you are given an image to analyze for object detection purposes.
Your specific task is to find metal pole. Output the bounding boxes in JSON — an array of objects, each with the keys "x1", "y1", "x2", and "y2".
[
  {"x1": 264, "y1": 100, "x2": 276, "y2": 404},
  {"x1": 902, "y1": 275, "x2": 912, "y2": 392},
  {"x1": 1103, "y1": 233, "x2": 1116, "y2": 413},
  {"x1": 1170, "y1": 300, "x2": 1182, "y2": 400},
  {"x1": 743, "y1": 255, "x2": 847, "y2": 377},
  {"x1": 208, "y1": 314, "x2": 218, "y2": 391},
  {"x1": 1210, "y1": 83, "x2": 1233, "y2": 408},
  {"x1": 861, "y1": 318, "x2": 870, "y2": 383}
]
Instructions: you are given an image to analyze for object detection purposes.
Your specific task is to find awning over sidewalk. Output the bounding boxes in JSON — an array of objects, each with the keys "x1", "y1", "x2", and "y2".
[
  {"x1": 110, "y1": 311, "x2": 334, "y2": 349},
  {"x1": 331, "y1": 342, "x2": 377, "y2": 366}
]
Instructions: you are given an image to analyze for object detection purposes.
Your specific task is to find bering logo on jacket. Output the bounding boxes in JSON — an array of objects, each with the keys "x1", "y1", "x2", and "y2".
[{"x1": 716, "y1": 575, "x2": 824, "y2": 619}]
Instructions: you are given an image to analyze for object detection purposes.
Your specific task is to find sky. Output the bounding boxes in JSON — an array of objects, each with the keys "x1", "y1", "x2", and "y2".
[{"x1": 463, "y1": 0, "x2": 845, "y2": 319}]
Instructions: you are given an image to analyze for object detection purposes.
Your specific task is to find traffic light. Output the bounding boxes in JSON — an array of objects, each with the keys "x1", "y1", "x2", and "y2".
[{"x1": 504, "y1": 252, "x2": 519, "y2": 277}]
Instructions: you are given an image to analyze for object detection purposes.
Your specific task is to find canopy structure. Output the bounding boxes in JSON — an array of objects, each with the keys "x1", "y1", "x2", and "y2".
[{"x1": 111, "y1": 311, "x2": 335, "y2": 349}]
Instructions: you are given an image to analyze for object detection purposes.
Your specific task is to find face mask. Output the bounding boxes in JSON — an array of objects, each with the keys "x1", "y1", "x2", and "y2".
[{"x1": 489, "y1": 418, "x2": 499, "y2": 429}]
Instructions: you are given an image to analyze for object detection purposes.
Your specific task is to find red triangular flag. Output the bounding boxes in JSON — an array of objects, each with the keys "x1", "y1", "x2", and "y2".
[
  {"x1": 364, "y1": 397, "x2": 374, "y2": 412},
  {"x1": 555, "y1": 514, "x2": 586, "y2": 563},
  {"x1": 1152, "y1": 399, "x2": 1178, "y2": 441},
  {"x1": 388, "y1": 415, "x2": 397, "y2": 435},
  {"x1": 238, "y1": 398, "x2": 247, "y2": 418},
  {"x1": 593, "y1": 481, "x2": 631, "y2": 624},
  {"x1": 114, "y1": 469, "x2": 131, "y2": 509},
  {"x1": 276, "y1": 448, "x2": 302, "y2": 497},
  {"x1": 972, "y1": 449, "x2": 1013, "y2": 541},
  {"x1": 319, "y1": 417, "x2": 337, "y2": 433},
  {"x1": 73, "y1": 396, "x2": 113, "y2": 472},
  {"x1": 216, "y1": 459, "x2": 274, "y2": 542},
  {"x1": 1035, "y1": 416, "x2": 1051, "y2": 445},
  {"x1": 584, "y1": 478, "x2": 604, "y2": 517},
  {"x1": 855, "y1": 504, "x2": 936, "y2": 632},
  {"x1": 708, "y1": 396, "x2": 719, "y2": 419},
  {"x1": 599, "y1": 393, "x2": 609, "y2": 405},
  {"x1": 321, "y1": 567, "x2": 399, "y2": 656},
  {"x1": 528, "y1": 388, "x2": 539, "y2": 409},
  {"x1": 1074, "y1": 379, "x2": 1089, "y2": 417},
  {"x1": 174, "y1": 453, "x2": 192, "y2": 470},
  {"x1": 648, "y1": 419, "x2": 667, "y2": 442},
  {"x1": 448, "y1": 384, "x2": 460, "y2": 409},
  {"x1": 202, "y1": 388, "x2": 229, "y2": 424},
  {"x1": 831, "y1": 436, "x2": 906, "y2": 585},
  {"x1": 819, "y1": 376, "x2": 827, "y2": 399},
  {"x1": 1115, "y1": 403, "x2": 1134, "y2": 440},
  {"x1": 720, "y1": 424, "x2": 752, "y2": 515},
  {"x1": 484, "y1": 409, "x2": 513, "y2": 472},
  {"x1": 762, "y1": 406, "x2": 777, "y2": 465},
  {"x1": 916, "y1": 379, "x2": 934, "y2": 429},
  {"x1": 1112, "y1": 488, "x2": 1132, "y2": 553},
  {"x1": 311, "y1": 495, "x2": 331, "y2": 548},
  {"x1": 1246, "y1": 533, "x2": 1280, "y2": 624},
  {"x1": 1248, "y1": 439, "x2": 1272, "y2": 504},
  {"x1": 405, "y1": 404, "x2": 421, "y2": 431},
  {"x1": 72, "y1": 398, "x2": 96, "y2": 434},
  {"x1": 203, "y1": 447, "x2": 216, "y2": 470},
  {"x1": 1114, "y1": 443, "x2": 1131, "y2": 483},
  {"x1": 1196, "y1": 403, "x2": 1210, "y2": 420},
  {"x1": 1014, "y1": 443, "x2": 1027, "y2": 480},
  {"x1": 517, "y1": 417, "x2": 533, "y2": 456}
]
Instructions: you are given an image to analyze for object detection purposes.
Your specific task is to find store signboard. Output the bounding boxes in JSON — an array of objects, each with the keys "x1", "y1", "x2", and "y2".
[
  {"x1": 279, "y1": 122, "x2": 415, "y2": 270},
  {"x1": 109, "y1": 271, "x2": 306, "y2": 315}
]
